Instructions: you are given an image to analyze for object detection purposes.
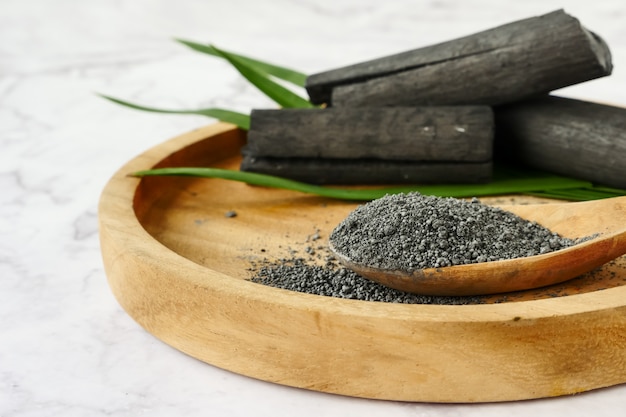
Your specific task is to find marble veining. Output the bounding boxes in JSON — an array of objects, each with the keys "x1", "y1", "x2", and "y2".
[{"x1": 2, "y1": 0, "x2": 626, "y2": 415}]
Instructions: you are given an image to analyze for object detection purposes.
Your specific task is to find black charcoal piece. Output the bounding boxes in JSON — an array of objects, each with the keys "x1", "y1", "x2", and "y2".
[
  {"x1": 494, "y1": 95, "x2": 626, "y2": 189},
  {"x1": 306, "y1": 10, "x2": 612, "y2": 107},
  {"x1": 240, "y1": 156, "x2": 492, "y2": 185},
  {"x1": 245, "y1": 106, "x2": 493, "y2": 162}
]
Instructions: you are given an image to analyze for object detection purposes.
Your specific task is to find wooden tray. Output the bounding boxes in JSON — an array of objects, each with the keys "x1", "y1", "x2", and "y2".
[{"x1": 98, "y1": 123, "x2": 626, "y2": 403}]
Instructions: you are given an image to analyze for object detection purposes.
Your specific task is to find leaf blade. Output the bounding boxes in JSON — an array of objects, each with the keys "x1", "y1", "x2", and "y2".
[
  {"x1": 528, "y1": 187, "x2": 626, "y2": 201},
  {"x1": 210, "y1": 45, "x2": 314, "y2": 109},
  {"x1": 98, "y1": 94, "x2": 250, "y2": 130},
  {"x1": 130, "y1": 167, "x2": 595, "y2": 201},
  {"x1": 175, "y1": 38, "x2": 307, "y2": 87}
]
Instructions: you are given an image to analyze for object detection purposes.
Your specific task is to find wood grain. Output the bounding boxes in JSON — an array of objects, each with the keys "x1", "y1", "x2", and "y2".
[
  {"x1": 494, "y1": 95, "x2": 626, "y2": 189},
  {"x1": 306, "y1": 9, "x2": 612, "y2": 107},
  {"x1": 99, "y1": 123, "x2": 626, "y2": 402},
  {"x1": 245, "y1": 106, "x2": 493, "y2": 161}
]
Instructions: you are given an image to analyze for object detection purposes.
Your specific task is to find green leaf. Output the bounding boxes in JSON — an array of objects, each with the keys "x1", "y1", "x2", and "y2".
[
  {"x1": 210, "y1": 45, "x2": 315, "y2": 109},
  {"x1": 98, "y1": 94, "x2": 250, "y2": 130},
  {"x1": 589, "y1": 185, "x2": 626, "y2": 195},
  {"x1": 130, "y1": 167, "x2": 594, "y2": 201},
  {"x1": 527, "y1": 186, "x2": 626, "y2": 201},
  {"x1": 493, "y1": 167, "x2": 626, "y2": 200},
  {"x1": 175, "y1": 38, "x2": 307, "y2": 87}
]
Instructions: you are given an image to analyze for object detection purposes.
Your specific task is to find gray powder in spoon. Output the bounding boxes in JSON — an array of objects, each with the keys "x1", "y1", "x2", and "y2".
[{"x1": 329, "y1": 192, "x2": 577, "y2": 271}]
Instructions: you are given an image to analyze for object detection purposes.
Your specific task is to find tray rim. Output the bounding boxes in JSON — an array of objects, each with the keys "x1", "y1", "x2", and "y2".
[{"x1": 98, "y1": 122, "x2": 626, "y2": 402}]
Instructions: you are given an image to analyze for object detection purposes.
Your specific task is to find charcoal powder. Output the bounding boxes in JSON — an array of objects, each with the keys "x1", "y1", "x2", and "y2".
[
  {"x1": 329, "y1": 192, "x2": 577, "y2": 271},
  {"x1": 250, "y1": 256, "x2": 484, "y2": 305}
]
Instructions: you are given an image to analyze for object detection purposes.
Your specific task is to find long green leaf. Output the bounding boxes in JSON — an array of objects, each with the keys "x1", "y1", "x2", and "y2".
[
  {"x1": 528, "y1": 187, "x2": 626, "y2": 201},
  {"x1": 175, "y1": 38, "x2": 307, "y2": 87},
  {"x1": 130, "y1": 167, "x2": 593, "y2": 201},
  {"x1": 210, "y1": 45, "x2": 314, "y2": 109},
  {"x1": 98, "y1": 94, "x2": 250, "y2": 130},
  {"x1": 590, "y1": 185, "x2": 626, "y2": 195}
]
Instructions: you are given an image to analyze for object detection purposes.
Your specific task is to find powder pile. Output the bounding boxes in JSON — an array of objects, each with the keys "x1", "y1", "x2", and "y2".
[
  {"x1": 329, "y1": 192, "x2": 577, "y2": 271},
  {"x1": 249, "y1": 255, "x2": 484, "y2": 305}
]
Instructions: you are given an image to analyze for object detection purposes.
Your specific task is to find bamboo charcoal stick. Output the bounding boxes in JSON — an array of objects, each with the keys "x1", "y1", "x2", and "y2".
[
  {"x1": 306, "y1": 10, "x2": 612, "y2": 107},
  {"x1": 494, "y1": 96, "x2": 626, "y2": 189},
  {"x1": 244, "y1": 107, "x2": 493, "y2": 162},
  {"x1": 240, "y1": 156, "x2": 492, "y2": 185}
]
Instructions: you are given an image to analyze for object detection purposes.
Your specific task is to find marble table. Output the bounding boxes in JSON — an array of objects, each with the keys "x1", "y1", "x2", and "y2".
[{"x1": 2, "y1": 0, "x2": 626, "y2": 415}]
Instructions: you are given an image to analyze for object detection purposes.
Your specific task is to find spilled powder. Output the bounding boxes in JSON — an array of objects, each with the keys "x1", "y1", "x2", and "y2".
[{"x1": 249, "y1": 251, "x2": 485, "y2": 305}]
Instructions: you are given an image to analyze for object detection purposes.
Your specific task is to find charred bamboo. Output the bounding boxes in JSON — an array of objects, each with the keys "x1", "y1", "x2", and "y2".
[
  {"x1": 240, "y1": 156, "x2": 492, "y2": 185},
  {"x1": 306, "y1": 10, "x2": 612, "y2": 107},
  {"x1": 494, "y1": 96, "x2": 626, "y2": 189},
  {"x1": 245, "y1": 106, "x2": 493, "y2": 162}
]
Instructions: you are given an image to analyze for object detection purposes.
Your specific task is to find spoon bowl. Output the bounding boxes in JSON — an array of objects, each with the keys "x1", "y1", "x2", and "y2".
[{"x1": 329, "y1": 196, "x2": 626, "y2": 296}]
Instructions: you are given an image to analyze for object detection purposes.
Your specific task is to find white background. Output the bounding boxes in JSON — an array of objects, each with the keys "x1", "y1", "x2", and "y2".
[{"x1": 2, "y1": 0, "x2": 626, "y2": 415}]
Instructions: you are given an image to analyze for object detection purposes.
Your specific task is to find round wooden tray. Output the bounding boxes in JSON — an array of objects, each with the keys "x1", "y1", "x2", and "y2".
[{"x1": 98, "y1": 123, "x2": 626, "y2": 403}]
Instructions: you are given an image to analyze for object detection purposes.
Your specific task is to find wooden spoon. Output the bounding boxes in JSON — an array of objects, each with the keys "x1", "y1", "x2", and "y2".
[{"x1": 329, "y1": 196, "x2": 626, "y2": 296}]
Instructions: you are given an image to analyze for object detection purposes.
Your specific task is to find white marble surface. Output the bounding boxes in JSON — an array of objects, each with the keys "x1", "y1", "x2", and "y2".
[{"x1": 2, "y1": 0, "x2": 626, "y2": 415}]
